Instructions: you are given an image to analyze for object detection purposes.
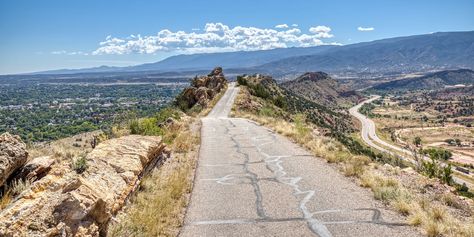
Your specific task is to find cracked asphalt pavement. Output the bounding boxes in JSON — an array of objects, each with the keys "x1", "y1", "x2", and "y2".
[{"x1": 180, "y1": 83, "x2": 420, "y2": 237}]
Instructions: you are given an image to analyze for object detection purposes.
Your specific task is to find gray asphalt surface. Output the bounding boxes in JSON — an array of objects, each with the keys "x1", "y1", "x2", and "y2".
[
  {"x1": 349, "y1": 96, "x2": 472, "y2": 188},
  {"x1": 180, "y1": 84, "x2": 420, "y2": 237}
]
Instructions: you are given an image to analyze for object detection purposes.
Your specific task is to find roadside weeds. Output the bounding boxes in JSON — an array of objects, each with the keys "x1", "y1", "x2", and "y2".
[{"x1": 231, "y1": 86, "x2": 474, "y2": 237}]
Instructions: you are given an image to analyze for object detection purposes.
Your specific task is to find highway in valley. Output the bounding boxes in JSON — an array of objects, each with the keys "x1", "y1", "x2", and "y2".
[
  {"x1": 349, "y1": 96, "x2": 473, "y2": 188},
  {"x1": 180, "y1": 84, "x2": 419, "y2": 237}
]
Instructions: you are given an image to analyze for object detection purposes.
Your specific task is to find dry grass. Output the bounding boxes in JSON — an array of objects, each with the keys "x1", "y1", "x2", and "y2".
[
  {"x1": 440, "y1": 193, "x2": 465, "y2": 209},
  {"x1": 108, "y1": 117, "x2": 200, "y2": 237},
  {"x1": 0, "y1": 179, "x2": 32, "y2": 210},
  {"x1": 108, "y1": 154, "x2": 195, "y2": 236},
  {"x1": 342, "y1": 156, "x2": 371, "y2": 177},
  {"x1": 361, "y1": 171, "x2": 474, "y2": 236},
  {"x1": 28, "y1": 131, "x2": 101, "y2": 162},
  {"x1": 0, "y1": 191, "x2": 12, "y2": 210},
  {"x1": 231, "y1": 86, "x2": 474, "y2": 237}
]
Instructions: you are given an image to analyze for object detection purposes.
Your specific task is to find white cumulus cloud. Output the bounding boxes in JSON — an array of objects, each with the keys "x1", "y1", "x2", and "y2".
[
  {"x1": 92, "y1": 23, "x2": 339, "y2": 55},
  {"x1": 357, "y1": 26, "x2": 374, "y2": 31},
  {"x1": 308, "y1": 25, "x2": 334, "y2": 38},
  {"x1": 275, "y1": 24, "x2": 289, "y2": 29}
]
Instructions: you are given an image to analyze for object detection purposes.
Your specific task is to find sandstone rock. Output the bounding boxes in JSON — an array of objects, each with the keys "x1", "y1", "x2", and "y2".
[
  {"x1": 177, "y1": 67, "x2": 227, "y2": 110},
  {"x1": 0, "y1": 135, "x2": 167, "y2": 236},
  {"x1": 195, "y1": 87, "x2": 211, "y2": 106},
  {"x1": 18, "y1": 156, "x2": 55, "y2": 181},
  {"x1": 401, "y1": 167, "x2": 415, "y2": 174},
  {"x1": 0, "y1": 132, "x2": 28, "y2": 187}
]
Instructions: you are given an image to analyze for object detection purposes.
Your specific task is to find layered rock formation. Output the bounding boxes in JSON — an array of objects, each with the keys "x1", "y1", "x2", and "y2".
[
  {"x1": 176, "y1": 67, "x2": 227, "y2": 110},
  {"x1": 17, "y1": 155, "x2": 55, "y2": 181},
  {"x1": 0, "y1": 133, "x2": 28, "y2": 187},
  {"x1": 0, "y1": 135, "x2": 167, "y2": 236}
]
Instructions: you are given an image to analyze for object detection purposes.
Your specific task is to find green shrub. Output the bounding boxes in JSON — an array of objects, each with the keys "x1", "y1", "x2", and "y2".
[
  {"x1": 294, "y1": 114, "x2": 310, "y2": 137},
  {"x1": 421, "y1": 157, "x2": 439, "y2": 178},
  {"x1": 359, "y1": 103, "x2": 376, "y2": 117},
  {"x1": 422, "y1": 147, "x2": 452, "y2": 160},
  {"x1": 129, "y1": 119, "x2": 141, "y2": 134},
  {"x1": 129, "y1": 118, "x2": 164, "y2": 136},
  {"x1": 273, "y1": 96, "x2": 287, "y2": 109},
  {"x1": 251, "y1": 84, "x2": 270, "y2": 99},
  {"x1": 440, "y1": 164, "x2": 453, "y2": 184},
  {"x1": 455, "y1": 183, "x2": 474, "y2": 198},
  {"x1": 413, "y1": 136, "x2": 422, "y2": 146},
  {"x1": 175, "y1": 93, "x2": 191, "y2": 111},
  {"x1": 259, "y1": 106, "x2": 275, "y2": 117},
  {"x1": 155, "y1": 108, "x2": 181, "y2": 123},
  {"x1": 237, "y1": 76, "x2": 247, "y2": 86},
  {"x1": 72, "y1": 155, "x2": 88, "y2": 174}
]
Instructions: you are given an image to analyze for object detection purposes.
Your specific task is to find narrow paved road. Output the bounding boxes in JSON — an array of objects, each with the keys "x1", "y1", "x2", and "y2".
[
  {"x1": 349, "y1": 96, "x2": 472, "y2": 188},
  {"x1": 181, "y1": 84, "x2": 419, "y2": 237}
]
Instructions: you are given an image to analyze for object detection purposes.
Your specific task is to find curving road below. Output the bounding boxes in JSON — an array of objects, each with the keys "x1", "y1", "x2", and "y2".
[
  {"x1": 349, "y1": 96, "x2": 413, "y2": 158},
  {"x1": 180, "y1": 84, "x2": 419, "y2": 237},
  {"x1": 349, "y1": 96, "x2": 472, "y2": 188}
]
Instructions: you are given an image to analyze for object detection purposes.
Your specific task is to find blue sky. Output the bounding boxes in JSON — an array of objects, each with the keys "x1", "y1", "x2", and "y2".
[{"x1": 0, "y1": 0, "x2": 473, "y2": 74}]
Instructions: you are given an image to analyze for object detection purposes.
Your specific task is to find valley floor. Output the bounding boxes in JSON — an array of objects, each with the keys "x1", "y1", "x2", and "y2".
[{"x1": 349, "y1": 96, "x2": 474, "y2": 189}]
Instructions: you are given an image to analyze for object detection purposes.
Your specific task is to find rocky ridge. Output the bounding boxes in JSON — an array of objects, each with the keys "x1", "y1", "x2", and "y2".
[
  {"x1": 176, "y1": 67, "x2": 227, "y2": 110},
  {"x1": 0, "y1": 135, "x2": 167, "y2": 236}
]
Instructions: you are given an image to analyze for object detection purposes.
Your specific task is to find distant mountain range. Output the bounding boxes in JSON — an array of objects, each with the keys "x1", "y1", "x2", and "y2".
[
  {"x1": 31, "y1": 31, "x2": 474, "y2": 77},
  {"x1": 35, "y1": 46, "x2": 335, "y2": 75},
  {"x1": 259, "y1": 31, "x2": 474, "y2": 75},
  {"x1": 372, "y1": 69, "x2": 474, "y2": 91}
]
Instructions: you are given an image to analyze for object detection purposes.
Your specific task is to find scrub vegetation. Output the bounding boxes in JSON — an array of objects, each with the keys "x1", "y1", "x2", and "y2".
[{"x1": 232, "y1": 75, "x2": 474, "y2": 237}]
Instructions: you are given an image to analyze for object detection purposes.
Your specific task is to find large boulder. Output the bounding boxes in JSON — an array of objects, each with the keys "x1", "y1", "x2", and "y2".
[
  {"x1": 0, "y1": 133, "x2": 28, "y2": 187},
  {"x1": 0, "y1": 135, "x2": 168, "y2": 236}
]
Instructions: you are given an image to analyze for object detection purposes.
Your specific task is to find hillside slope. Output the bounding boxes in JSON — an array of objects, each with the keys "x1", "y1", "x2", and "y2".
[
  {"x1": 373, "y1": 69, "x2": 474, "y2": 91},
  {"x1": 236, "y1": 74, "x2": 354, "y2": 134},
  {"x1": 281, "y1": 72, "x2": 360, "y2": 108}
]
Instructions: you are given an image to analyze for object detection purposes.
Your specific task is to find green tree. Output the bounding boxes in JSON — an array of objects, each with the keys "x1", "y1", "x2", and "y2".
[
  {"x1": 413, "y1": 136, "x2": 422, "y2": 147},
  {"x1": 441, "y1": 164, "x2": 453, "y2": 185}
]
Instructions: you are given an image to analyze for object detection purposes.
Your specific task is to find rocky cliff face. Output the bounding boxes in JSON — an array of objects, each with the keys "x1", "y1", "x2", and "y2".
[
  {"x1": 0, "y1": 135, "x2": 167, "y2": 236},
  {"x1": 0, "y1": 133, "x2": 28, "y2": 187},
  {"x1": 176, "y1": 67, "x2": 227, "y2": 110}
]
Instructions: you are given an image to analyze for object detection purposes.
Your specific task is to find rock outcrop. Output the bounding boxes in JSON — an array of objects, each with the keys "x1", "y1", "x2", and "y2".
[
  {"x1": 0, "y1": 133, "x2": 28, "y2": 187},
  {"x1": 0, "y1": 135, "x2": 167, "y2": 236},
  {"x1": 176, "y1": 67, "x2": 227, "y2": 110},
  {"x1": 17, "y1": 156, "x2": 55, "y2": 181}
]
